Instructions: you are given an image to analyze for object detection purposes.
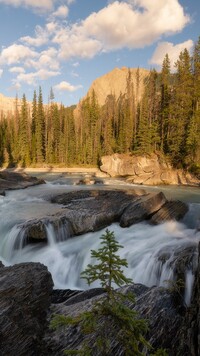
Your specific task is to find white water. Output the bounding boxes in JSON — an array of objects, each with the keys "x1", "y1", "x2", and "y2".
[{"x1": 0, "y1": 173, "x2": 200, "y2": 305}]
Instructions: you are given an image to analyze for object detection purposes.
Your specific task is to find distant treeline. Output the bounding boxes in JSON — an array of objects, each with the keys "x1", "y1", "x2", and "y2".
[{"x1": 0, "y1": 37, "x2": 200, "y2": 172}]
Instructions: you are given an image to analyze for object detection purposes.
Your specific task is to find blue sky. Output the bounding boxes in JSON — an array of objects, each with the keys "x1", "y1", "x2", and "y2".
[{"x1": 0, "y1": 0, "x2": 199, "y2": 106}]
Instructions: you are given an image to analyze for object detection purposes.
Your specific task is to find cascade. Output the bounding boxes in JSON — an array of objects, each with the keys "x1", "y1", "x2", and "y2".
[{"x1": 0, "y1": 174, "x2": 200, "y2": 304}]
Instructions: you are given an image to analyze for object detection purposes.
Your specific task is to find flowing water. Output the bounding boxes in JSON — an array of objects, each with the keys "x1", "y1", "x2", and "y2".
[{"x1": 0, "y1": 172, "x2": 200, "y2": 305}]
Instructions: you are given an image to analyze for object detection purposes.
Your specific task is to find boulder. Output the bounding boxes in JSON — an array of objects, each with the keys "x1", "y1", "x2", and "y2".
[
  {"x1": 0, "y1": 170, "x2": 45, "y2": 191},
  {"x1": 150, "y1": 200, "x2": 189, "y2": 225},
  {"x1": 0, "y1": 262, "x2": 53, "y2": 356},
  {"x1": 100, "y1": 153, "x2": 199, "y2": 186},
  {"x1": 120, "y1": 191, "x2": 167, "y2": 227},
  {"x1": 177, "y1": 243, "x2": 200, "y2": 355},
  {"x1": 17, "y1": 189, "x2": 189, "y2": 246}
]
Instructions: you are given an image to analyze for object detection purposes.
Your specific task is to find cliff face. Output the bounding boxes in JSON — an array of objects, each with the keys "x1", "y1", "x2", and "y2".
[
  {"x1": 0, "y1": 93, "x2": 18, "y2": 117},
  {"x1": 74, "y1": 66, "x2": 149, "y2": 118},
  {"x1": 0, "y1": 93, "x2": 32, "y2": 118}
]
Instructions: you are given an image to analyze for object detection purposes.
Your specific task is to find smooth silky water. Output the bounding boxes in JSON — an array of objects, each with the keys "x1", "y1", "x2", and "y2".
[{"x1": 1, "y1": 172, "x2": 200, "y2": 305}]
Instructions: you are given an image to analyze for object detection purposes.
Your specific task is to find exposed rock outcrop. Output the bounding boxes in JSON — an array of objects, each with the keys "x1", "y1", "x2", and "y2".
[
  {"x1": 16, "y1": 189, "x2": 189, "y2": 245},
  {"x1": 0, "y1": 170, "x2": 45, "y2": 191},
  {"x1": 0, "y1": 262, "x2": 53, "y2": 356},
  {"x1": 45, "y1": 283, "x2": 184, "y2": 355},
  {"x1": 100, "y1": 153, "x2": 199, "y2": 186}
]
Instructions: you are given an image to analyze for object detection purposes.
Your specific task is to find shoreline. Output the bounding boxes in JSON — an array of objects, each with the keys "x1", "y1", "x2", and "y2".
[{"x1": 0, "y1": 166, "x2": 108, "y2": 176}]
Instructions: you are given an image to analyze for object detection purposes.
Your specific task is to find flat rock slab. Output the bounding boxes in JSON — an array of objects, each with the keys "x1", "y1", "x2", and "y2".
[
  {"x1": 0, "y1": 170, "x2": 45, "y2": 191},
  {"x1": 17, "y1": 189, "x2": 188, "y2": 245},
  {"x1": 150, "y1": 200, "x2": 189, "y2": 225}
]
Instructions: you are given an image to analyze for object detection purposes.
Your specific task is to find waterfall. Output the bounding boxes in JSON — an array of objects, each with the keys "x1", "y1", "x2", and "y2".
[{"x1": 0, "y1": 176, "x2": 200, "y2": 303}]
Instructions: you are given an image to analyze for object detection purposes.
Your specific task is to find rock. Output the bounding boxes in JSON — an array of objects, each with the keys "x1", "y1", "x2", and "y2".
[
  {"x1": 0, "y1": 170, "x2": 45, "y2": 191},
  {"x1": 120, "y1": 191, "x2": 167, "y2": 227},
  {"x1": 0, "y1": 262, "x2": 53, "y2": 356},
  {"x1": 17, "y1": 189, "x2": 189, "y2": 246},
  {"x1": 177, "y1": 242, "x2": 200, "y2": 356},
  {"x1": 100, "y1": 153, "x2": 199, "y2": 186},
  {"x1": 150, "y1": 200, "x2": 189, "y2": 224},
  {"x1": 45, "y1": 283, "x2": 184, "y2": 355},
  {"x1": 0, "y1": 260, "x2": 4, "y2": 268},
  {"x1": 0, "y1": 190, "x2": 5, "y2": 196}
]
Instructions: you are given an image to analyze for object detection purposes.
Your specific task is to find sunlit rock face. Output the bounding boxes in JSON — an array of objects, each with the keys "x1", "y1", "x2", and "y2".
[{"x1": 100, "y1": 153, "x2": 199, "y2": 186}]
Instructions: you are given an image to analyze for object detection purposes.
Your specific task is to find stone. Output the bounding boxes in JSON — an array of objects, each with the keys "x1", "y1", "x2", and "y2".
[
  {"x1": 120, "y1": 191, "x2": 167, "y2": 227},
  {"x1": 0, "y1": 262, "x2": 53, "y2": 356},
  {"x1": 150, "y1": 200, "x2": 189, "y2": 224},
  {"x1": 0, "y1": 170, "x2": 45, "y2": 191},
  {"x1": 100, "y1": 153, "x2": 199, "y2": 186}
]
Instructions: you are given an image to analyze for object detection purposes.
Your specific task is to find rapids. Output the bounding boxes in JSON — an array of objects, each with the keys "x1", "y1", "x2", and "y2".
[{"x1": 0, "y1": 172, "x2": 200, "y2": 305}]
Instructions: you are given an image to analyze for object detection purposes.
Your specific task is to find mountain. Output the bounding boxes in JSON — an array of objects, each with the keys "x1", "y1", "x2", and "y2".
[
  {"x1": 74, "y1": 66, "x2": 149, "y2": 119},
  {"x1": 0, "y1": 93, "x2": 32, "y2": 119},
  {"x1": 0, "y1": 93, "x2": 18, "y2": 117}
]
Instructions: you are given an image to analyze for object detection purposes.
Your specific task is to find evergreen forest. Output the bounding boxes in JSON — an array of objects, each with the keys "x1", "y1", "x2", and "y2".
[{"x1": 0, "y1": 37, "x2": 200, "y2": 173}]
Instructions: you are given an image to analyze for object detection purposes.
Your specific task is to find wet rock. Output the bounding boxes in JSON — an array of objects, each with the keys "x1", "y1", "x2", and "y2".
[
  {"x1": 45, "y1": 283, "x2": 183, "y2": 355},
  {"x1": 18, "y1": 189, "x2": 189, "y2": 245},
  {"x1": 0, "y1": 170, "x2": 45, "y2": 191},
  {"x1": 0, "y1": 262, "x2": 53, "y2": 356},
  {"x1": 177, "y1": 243, "x2": 200, "y2": 356},
  {"x1": 120, "y1": 191, "x2": 167, "y2": 227},
  {"x1": 150, "y1": 200, "x2": 189, "y2": 224}
]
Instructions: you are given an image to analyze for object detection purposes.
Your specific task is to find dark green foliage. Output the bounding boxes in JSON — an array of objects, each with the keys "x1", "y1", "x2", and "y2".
[{"x1": 51, "y1": 229, "x2": 149, "y2": 355}]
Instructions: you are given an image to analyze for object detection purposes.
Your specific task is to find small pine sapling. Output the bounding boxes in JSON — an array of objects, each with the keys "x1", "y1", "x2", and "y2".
[{"x1": 51, "y1": 229, "x2": 150, "y2": 355}]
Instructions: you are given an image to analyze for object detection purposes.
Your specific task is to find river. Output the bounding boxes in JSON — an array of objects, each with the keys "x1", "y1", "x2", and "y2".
[{"x1": 0, "y1": 172, "x2": 200, "y2": 305}]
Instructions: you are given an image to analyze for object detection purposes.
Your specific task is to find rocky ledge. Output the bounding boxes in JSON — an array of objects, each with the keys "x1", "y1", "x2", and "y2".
[
  {"x1": 0, "y1": 170, "x2": 45, "y2": 195},
  {"x1": 0, "y1": 251, "x2": 200, "y2": 355},
  {"x1": 16, "y1": 189, "x2": 188, "y2": 245},
  {"x1": 100, "y1": 153, "x2": 199, "y2": 186}
]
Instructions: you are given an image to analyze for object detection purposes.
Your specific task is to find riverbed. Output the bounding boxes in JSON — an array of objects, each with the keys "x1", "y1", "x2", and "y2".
[{"x1": 0, "y1": 172, "x2": 200, "y2": 305}]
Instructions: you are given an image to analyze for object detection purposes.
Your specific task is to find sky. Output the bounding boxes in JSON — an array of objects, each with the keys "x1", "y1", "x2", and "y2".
[{"x1": 0, "y1": 0, "x2": 199, "y2": 107}]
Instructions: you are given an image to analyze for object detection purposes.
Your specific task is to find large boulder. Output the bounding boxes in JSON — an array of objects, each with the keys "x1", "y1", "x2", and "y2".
[
  {"x1": 100, "y1": 153, "x2": 199, "y2": 186},
  {"x1": 150, "y1": 200, "x2": 189, "y2": 225},
  {"x1": 16, "y1": 189, "x2": 189, "y2": 245},
  {"x1": 120, "y1": 191, "x2": 167, "y2": 227},
  {"x1": 0, "y1": 262, "x2": 53, "y2": 356},
  {"x1": 17, "y1": 189, "x2": 170, "y2": 243}
]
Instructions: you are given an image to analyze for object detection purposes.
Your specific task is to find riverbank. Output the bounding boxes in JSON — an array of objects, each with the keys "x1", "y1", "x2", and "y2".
[{"x1": 0, "y1": 166, "x2": 109, "y2": 177}]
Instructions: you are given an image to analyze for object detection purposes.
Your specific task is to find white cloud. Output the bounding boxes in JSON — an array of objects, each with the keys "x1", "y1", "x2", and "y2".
[
  {"x1": 26, "y1": 47, "x2": 59, "y2": 71},
  {"x1": 15, "y1": 68, "x2": 60, "y2": 85},
  {"x1": 0, "y1": 0, "x2": 54, "y2": 11},
  {"x1": 54, "y1": 81, "x2": 82, "y2": 92},
  {"x1": 52, "y1": 5, "x2": 69, "y2": 18},
  {"x1": 50, "y1": 0, "x2": 190, "y2": 60},
  {"x1": 9, "y1": 66, "x2": 25, "y2": 73},
  {"x1": 0, "y1": 69, "x2": 3, "y2": 78},
  {"x1": 0, "y1": 44, "x2": 38, "y2": 65},
  {"x1": 150, "y1": 39, "x2": 194, "y2": 67},
  {"x1": 20, "y1": 25, "x2": 49, "y2": 47},
  {"x1": 82, "y1": 0, "x2": 190, "y2": 50}
]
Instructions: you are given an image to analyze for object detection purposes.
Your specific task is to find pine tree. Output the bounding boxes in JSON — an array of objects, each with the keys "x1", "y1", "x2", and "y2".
[
  {"x1": 186, "y1": 37, "x2": 200, "y2": 164},
  {"x1": 168, "y1": 49, "x2": 193, "y2": 166},
  {"x1": 31, "y1": 90, "x2": 37, "y2": 164},
  {"x1": 36, "y1": 87, "x2": 46, "y2": 164},
  {"x1": 19, "y1": 94, "x2": 30, "y2": 166},
  {"x1": 51, "y1": 229, "x2": 149, "y2": 355},
  {"x1": 159, "y1": 54, "x2": 171, "y2": 152}
]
